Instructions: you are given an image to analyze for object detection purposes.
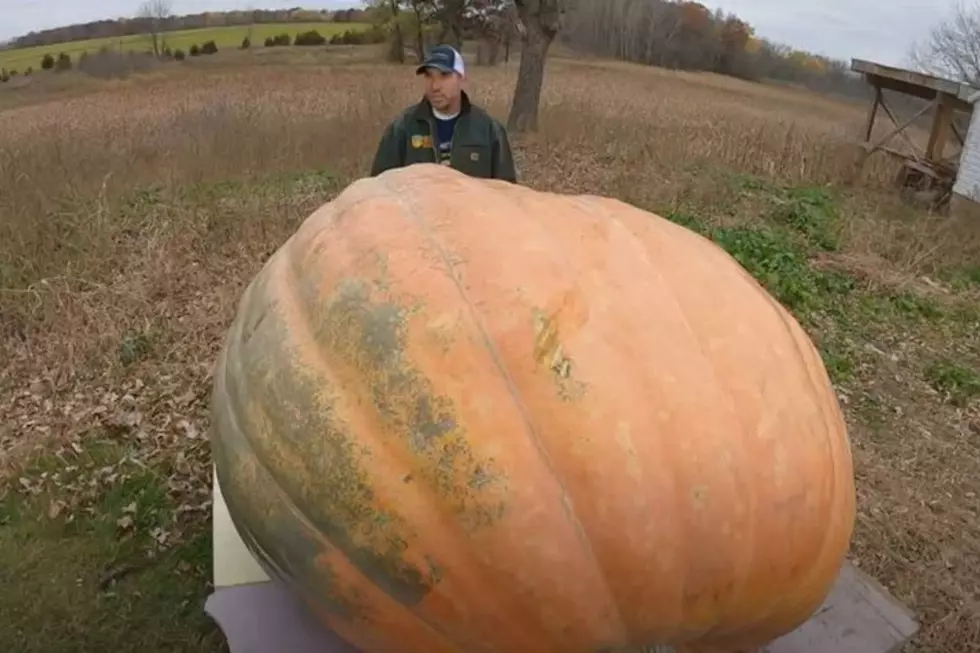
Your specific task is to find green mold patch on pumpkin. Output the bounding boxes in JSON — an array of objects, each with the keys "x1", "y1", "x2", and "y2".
[
  {"x1": 312, "y1": 276, "x2": 508, "y2": 529},
  {"x1": 216, "y1": 451, "x2": 370, "y2": 621},
  {"x1": 243, "y1": 367, "x2": 433, "y2": 607},
  {"x1": 217, "y1": 335, "x2": 432, "y2": 606},
  {"x1": 207, "y1": 279, "x2": 405, "y2": 614},
  {"x1": 211, "y1": 266, "x2": 465, "y2": 608}
]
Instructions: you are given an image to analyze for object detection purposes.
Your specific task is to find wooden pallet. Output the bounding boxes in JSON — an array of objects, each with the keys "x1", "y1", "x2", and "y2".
[
  {"x1": 207, "y1": 471, "x2": 919, "y2": 653},
  {"x1": 758, "y1": 562, "x2": 917, "y2": 653}
]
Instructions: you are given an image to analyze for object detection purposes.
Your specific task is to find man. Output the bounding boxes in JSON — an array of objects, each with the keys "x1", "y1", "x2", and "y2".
[{"x1": 369, "y1": 45, "x2": 518, "y2": 183}]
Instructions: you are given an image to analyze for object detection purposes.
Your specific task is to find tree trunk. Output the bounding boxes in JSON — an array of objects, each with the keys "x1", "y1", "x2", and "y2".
[
  {"x1": 437, "y1": 21, "x2": 463, "y2": 50},
  {"x1": 388, "y1": 24, "x2": 405, "y2": 63},
  {"x1": 506, "y1": 19, "x2": 554, "y2": 133},
  {"x1": 488, "y1": 37, "x2": 500, "y2": 65},
  {"x1": 387, "y1": 0, "x2": 405, "y2": 64},
  {"x1": 412, "y1": 7, "x2": 424, "y2": 61}
]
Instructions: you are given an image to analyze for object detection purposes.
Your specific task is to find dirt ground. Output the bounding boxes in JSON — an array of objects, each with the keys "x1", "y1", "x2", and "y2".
[{"x1": 1, "y1": 45, "x2": 979, "y2": 652}]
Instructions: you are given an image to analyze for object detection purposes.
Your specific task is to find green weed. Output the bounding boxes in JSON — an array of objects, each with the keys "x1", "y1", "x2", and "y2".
[{"x1": 924, "y1": 358, "x2": 980, "y2": 407}]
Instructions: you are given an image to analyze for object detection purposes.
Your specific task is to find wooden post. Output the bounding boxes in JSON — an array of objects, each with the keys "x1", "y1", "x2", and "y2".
[
  {"x1": 926, "y1": 92, "x2": 955, "y2": 162},
  {"x1": 870, "y1": 96, "x2": 932, "y2": 156},
  {"x1": 849, "y1": 84, "x2": 882, "y2": 184},
  {"x1": 863, "y1": 84, "x2": 882, "y2": 142}
]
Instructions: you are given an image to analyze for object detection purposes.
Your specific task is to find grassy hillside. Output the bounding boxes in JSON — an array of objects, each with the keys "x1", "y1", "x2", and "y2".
[
  {"x1": 0, "y1": 22, "x2": 369, "y2": 71},
  {"x1": 1, "y1": 47, "x2": 979, "y2": 653}
]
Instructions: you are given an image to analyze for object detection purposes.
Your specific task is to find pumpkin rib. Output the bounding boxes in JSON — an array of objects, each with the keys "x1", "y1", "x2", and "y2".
[
  {"x1": 277, "y1": 191, "x2": 589, "y2": 650},
  {"x1": 378, "y1": 171, "x2": 633, "y2": 644},
  {"x1": 554, "y1": 196, "x2": 709, "y2": 641},
  {"x1": 215, "y1": 395, "x2": 465, "y2": 653},
  {"x1": 212, "y1": 325, "x2": 385, "y2": 624},
  {"x1": 217, "y1": 284, "x2": 494, "y2": 653},
  {"x1": 216, "y1": 279, "x2": 329, "y2": 581},
  {"x1": 421, "y1": 178, "x2": 769, "y2": 645},
  {"x1": 239, "y1": 242, "x2": 483, "y2": 652},
  {"x1": 585, "y1": 197, "x2": 762, "y2": 641},
  {"x1": 709, "y1": 248, "x2": 850, "y2": 644},
  {"x1": 588, "y1": 197, "x2": 788, "y2": 638},
  {"x1": 223, "y1": 251, "x2": 413, "y2": 613},
  {"x1": 213, "y1": 416, "x2": 314, "y2": 591},
  {"x1": 635, "y1": 209, "x2": 757, "y2": 645},
  {"x1": 708, "y1": 252, "x2": 853, "y2": 646},
  {"x1": 547, "y1": 195, "x2": 730, "y2": 642},
  {"x1": 220, "y1": 383, "x2": 464, "y2": 653},
  {"x1": 619, "y1": 203, "x2": 828, "y2": 643},
  {"x1": 210, "y1": 345, "x2": 270, "y2": 560},
  {"x1": 586, "y1": 195, "x2": 852, "y2": 648},
  {"x1": 214, "y1": 294, "x2": 302, "y2": 567},
  {"x1": 220, "y1": 266, "x2": 310, "y2": 534},
  {"x1": 272, "y1": 237, "x2": 452, "y2": 615},
  {"x1": 748, "y1": 295, "x2": 854, "y2": 630}
]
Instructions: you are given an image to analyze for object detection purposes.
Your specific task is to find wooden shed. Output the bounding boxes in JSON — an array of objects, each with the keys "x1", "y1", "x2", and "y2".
[
  {"x1": 849, "y1": 59, "x2": 978, "y2": 210},
  {"x1": 951, "y1": 88, "x2": 980, "y2": 217}
]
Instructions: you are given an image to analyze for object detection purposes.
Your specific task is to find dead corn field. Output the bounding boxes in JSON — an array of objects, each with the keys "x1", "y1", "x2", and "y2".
[{"x1": 1, "y1": 52, "x2": 979, "y2": 652}]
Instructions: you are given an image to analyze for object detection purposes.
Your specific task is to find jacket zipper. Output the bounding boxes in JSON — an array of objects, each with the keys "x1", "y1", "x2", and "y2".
[
  {"x1": 428, "y1": 117, "x2": 438, "y2": 161},
  {"x1": 448, "y1": 118, "x2": 460, "y2": 165}
]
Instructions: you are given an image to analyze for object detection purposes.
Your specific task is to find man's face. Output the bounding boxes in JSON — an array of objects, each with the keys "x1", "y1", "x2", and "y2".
[{"x1": 422, "y1": 67, "x2": 463, "y2": 112}]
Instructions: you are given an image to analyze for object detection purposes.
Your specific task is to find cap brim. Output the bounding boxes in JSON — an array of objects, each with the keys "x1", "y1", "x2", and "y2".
[{"x1": 416, "y1": 63, "x2": 454, "y2": 75}]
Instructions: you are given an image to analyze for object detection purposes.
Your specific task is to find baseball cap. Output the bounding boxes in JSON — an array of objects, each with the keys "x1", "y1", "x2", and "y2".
[{"x1": 416, "y1": 45, "x2": 466, "y2": 76}]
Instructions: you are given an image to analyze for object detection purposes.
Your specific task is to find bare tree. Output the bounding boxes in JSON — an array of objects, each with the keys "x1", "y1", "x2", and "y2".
[
  {"x1": 365, "y1": 0, "x2": 407, "y2": 62},
  {"x1": 908, "y1": 0, "x2": 980, "y2": 86},
  {"x1": 499, "y1": 3, "x2": 519, "y2": 62},
  {"x1": 137, "y1": 0, "x2": 172, "y2": 58},
  {"x1": 433, "y1": 0, "x2": 467, "y2": 48},
  {"x1": 407, "y1": 0, "x2": 436, "y2": 60},
  {"x1": 389, "y1": 0, "x2": 406, "y2": 63},
  {"x1": 466, "y1": 0, "x2": 516, "y2": 65},
  {"x1": 506, "y1": 0, "x2": 566, "y2": 133},
  {"x1": 244, "y1": 3, "x2": 258, "y2": 49}
]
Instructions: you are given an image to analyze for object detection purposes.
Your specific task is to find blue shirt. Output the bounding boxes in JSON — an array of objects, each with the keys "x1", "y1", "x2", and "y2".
[{"x1": 434, "y1": 114, "x2": 458, "y2": 166}]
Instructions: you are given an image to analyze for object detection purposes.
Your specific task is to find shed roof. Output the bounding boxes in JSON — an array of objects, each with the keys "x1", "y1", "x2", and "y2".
[{"x1": 851, "y1": 59, "x2": 978, "y2": 109}]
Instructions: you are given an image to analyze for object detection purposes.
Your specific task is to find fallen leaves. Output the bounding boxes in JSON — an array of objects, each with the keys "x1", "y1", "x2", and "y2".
[
  {"x1": 48, "y1": 499, "x2": 67, "y2": 520},
  {"x1": 1, "y1": 290, "x2": 220, "y2": 556}
]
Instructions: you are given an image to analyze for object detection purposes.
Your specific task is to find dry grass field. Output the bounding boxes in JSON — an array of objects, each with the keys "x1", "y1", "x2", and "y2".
[{"x1": 1, "y1": 45, "x2": 979, "y2": 652}]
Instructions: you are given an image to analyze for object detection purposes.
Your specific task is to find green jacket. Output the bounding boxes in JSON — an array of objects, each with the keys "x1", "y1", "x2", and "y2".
[{"x1": 369, "y1": 91, "x2": 518, "y2": 183}]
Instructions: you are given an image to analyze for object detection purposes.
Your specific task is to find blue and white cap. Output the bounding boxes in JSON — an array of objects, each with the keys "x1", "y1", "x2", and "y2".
[{"x1": 416, "y1": 44, "x2": 466, "y2": 76}]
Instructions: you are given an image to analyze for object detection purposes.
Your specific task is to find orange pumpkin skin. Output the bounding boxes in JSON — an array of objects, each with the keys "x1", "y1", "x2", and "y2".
[{"x1": 209, "y1": 163, "x2": 856, "y2": 653}]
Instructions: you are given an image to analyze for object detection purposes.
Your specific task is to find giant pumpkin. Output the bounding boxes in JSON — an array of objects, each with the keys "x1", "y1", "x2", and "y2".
[{"x1": 209, "y1": 163, "x2": 856, "y2": 653}]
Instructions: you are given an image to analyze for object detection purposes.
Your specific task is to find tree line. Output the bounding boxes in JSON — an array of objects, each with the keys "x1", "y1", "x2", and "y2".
[
  {"x1": 13, "y1": 0, "x2": 966, "y2": 135},
  {"x1": 3, "y1": 0, "x2": 912, "y2": 105},
  {"x1": 559, "y1": 0, "x2": 870, "y2": 100},
  {"x1": 5, "y1": 7, "x2": 369, "y2": 50},
  {"x1": 369, "y1": 0, "x2": 872, "y2": 106},
  {"x1": 8, "y1": 0, "x2": 974, "y2": 106}
]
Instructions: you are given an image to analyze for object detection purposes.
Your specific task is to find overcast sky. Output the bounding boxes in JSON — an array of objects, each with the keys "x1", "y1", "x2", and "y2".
[
  {"x1": 0, "y1": 0, "x2": 960, "y2": 67},
  {"x1": 701, "y1": 0, "x2": 957, "y2": 67}
]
